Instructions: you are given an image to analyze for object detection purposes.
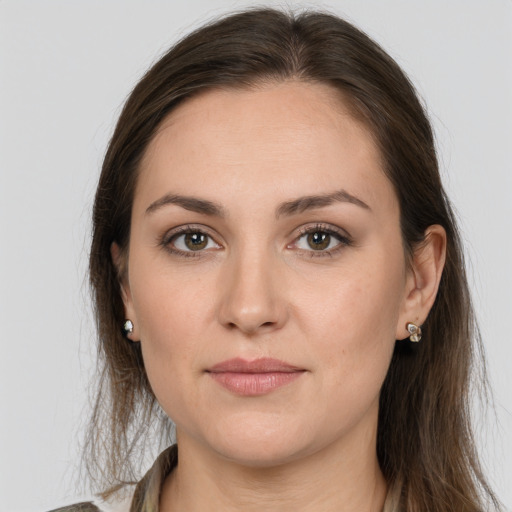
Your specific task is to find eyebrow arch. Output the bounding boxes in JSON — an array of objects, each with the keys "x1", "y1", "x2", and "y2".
[
  {"x1": 276, "y1": 189, "x2": 371, "y2": 218},
  {"x1": 145, "y1": 194, "x2": 225, "y2": 217}
]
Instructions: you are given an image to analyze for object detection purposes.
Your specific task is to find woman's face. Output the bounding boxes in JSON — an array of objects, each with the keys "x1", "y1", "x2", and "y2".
[{"x1": 121, "y1": 81, "x2": 415, "y2": 466}]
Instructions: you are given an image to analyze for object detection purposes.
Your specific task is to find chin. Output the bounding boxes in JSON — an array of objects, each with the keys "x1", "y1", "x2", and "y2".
[
  {"x1": 204, "y1": 414, "x2": 316, "y2": 468},
  {"x1": 217, "y1": 442, "x2": 308, "y2": 468}
]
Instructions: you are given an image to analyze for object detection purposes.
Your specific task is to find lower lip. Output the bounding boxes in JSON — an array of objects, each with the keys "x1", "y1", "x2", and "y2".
[{"x1": 208, "y1": 371, "x2": 304, "y2": 396}]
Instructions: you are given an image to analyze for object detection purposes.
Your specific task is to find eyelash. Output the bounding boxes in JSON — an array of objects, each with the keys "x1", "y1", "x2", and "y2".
[
  {"x1": 292, "y1": 223, "x2": 353, "y2": 258},
  {"x1": 160, "y1": 225, "x2": 219, "y2": 258},
  {"x1": 160, "y1": 223, "x2": 352, "y2": 258}
]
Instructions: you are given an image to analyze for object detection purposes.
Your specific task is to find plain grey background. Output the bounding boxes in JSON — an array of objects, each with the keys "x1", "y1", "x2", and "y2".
[{"x1": 1, "y1": 1, "x2": 511, "y2": 510}]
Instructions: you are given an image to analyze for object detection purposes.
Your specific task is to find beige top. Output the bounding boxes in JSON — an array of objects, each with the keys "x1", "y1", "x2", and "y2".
[{"x1": 49, "y1": 445, "x2": 177, "y2": 512}]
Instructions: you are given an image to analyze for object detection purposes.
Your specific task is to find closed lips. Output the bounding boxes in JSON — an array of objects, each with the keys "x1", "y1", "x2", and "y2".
[
  {"x1": 207, "y1": 358, "x2": 306, "y2": 396},
  {"x1": 208, "y1": 357, "x2": 303, "y2": 373}
]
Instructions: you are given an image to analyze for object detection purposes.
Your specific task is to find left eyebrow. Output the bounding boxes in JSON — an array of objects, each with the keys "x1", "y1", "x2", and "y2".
[{"x1": 276, "y1": 189, "x2": 371, "y2": 218}]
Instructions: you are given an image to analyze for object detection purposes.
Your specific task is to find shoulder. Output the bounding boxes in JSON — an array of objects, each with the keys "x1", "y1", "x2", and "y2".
[
  {"x1": 47, "y1": 503, "x2": 102, "y2": 512},
  {"x1": 47, "y1": 495, "x2": 133, "y2": 512},
  {"x1": 47, "y1": 445, "x2": 176, "y2": 512},
  {"x1": 47, "y1": 493, "x2": 133, "y2": 512}
]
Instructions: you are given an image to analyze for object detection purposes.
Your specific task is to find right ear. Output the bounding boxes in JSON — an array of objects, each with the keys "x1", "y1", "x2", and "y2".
[{"x1": 111, "y1": 242, "x2": 140, "y2": 342}]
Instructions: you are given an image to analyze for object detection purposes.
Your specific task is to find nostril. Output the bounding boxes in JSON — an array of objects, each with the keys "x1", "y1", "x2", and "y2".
[
  {"x1": 223, "y1": 316, "x2": 280, "y2": 335},
  {"x1": 227, "y1": 320, "x2": 275, "y2": 331}
]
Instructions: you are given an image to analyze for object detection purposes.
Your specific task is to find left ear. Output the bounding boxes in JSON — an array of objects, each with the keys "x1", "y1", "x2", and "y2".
[{"x1": 396, "y1": 225, "x2": 447, "y2": 340}]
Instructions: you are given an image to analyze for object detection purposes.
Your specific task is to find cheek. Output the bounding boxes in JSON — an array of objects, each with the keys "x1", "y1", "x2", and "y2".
[
  {"x1": 300, "y1": 253, "x2": 404, "y2": 335},
  {"x1": 296, "y1": 250, "x2": 405, "y2": 388},
  {"x1": 130, "y1": 247, "x2": 212, "y2": 336},
  {"x1": 128, "y1": 256, "x2": 216, "y2": 401}
]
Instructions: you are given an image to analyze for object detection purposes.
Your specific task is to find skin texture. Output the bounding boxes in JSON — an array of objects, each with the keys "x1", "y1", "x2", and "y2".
[{"x1": 115, "y1": 81, "x2": 446, "y2": 511}]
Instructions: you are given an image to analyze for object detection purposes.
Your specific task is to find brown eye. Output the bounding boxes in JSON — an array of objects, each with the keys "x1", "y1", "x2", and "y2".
[
  {"x1": 306, "y1": 231, "x2": 331, "y2": 251},
  {"x1": 168, "y1": 230, "x2": 221, "y2": 254},
  {"x1": 184, "y1": 232, "x2": 208, "y2": 251},
  {"x1": 292, "y1": 226, "x2": 350, "y2": 255}
]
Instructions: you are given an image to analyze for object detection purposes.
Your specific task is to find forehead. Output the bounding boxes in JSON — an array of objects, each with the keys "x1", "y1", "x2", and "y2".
[{"x1": 135, "y1": 81, "x2": 396, "y2": 216}]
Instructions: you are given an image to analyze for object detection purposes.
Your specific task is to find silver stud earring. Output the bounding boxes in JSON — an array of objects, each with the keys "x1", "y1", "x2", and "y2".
[
  {"x1": 406, "y1": 322, "x2": 422, "y2": 342},
  {"x1": 123, "y1": 319, "x2": 134, "y2": 336}
]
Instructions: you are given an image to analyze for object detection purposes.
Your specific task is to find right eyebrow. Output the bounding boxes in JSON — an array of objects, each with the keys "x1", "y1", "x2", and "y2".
[{"x1": 145, "y1": 194, "x2": 226, "y2": 217}]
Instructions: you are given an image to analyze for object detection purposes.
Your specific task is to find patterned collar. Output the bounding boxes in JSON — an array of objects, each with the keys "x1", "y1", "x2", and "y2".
[
  {"x1": 129, "y1": 445, "x2": 177, "y2": 512},
  {"x1": 49, "y1": 446, "x2": 178, "y2": 512},
  {"x1": 51, "y1": 445, "x2": 399, "y2": 511},
  {"x1": 127, "y1": 445, "x2": 399, "y2": 512}
]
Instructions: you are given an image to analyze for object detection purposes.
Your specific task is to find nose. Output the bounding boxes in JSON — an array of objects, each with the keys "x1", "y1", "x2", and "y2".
[{"x1": 217, "y1": 247, "x2": 288, "y2": 335}]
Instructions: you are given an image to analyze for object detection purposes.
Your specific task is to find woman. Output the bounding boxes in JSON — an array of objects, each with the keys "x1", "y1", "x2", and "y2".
[{"x1": 54, "y1": 7, "x2": 500, "y2": 512}]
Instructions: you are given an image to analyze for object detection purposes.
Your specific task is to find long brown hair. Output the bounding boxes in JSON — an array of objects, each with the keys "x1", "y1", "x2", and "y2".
[{"x1": 86, "y1": 8, "x2": 500, "y2": 510}]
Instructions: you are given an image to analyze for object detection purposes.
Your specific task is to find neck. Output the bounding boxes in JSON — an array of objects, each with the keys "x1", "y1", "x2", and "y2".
[{"x1": 160, "y1": 420, "x2": 387, "y2": 512}]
